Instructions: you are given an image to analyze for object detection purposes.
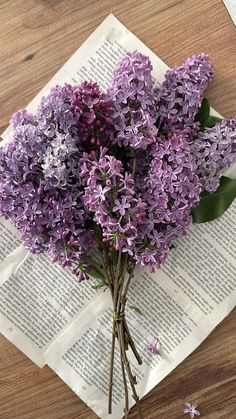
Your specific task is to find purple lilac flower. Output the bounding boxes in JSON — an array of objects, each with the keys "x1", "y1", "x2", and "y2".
[
  {"x1": 37, "y1": 83, "x2": 80, "y2": 137},
  {"x1": 191, "y1": 117, "x2": 236, "y2": 192},
  {"x1": 184, "y1": 403, "x2": 200, "y2": 418},
  {"x1": 43, "y1": 132, "x2": 80, "y2": 188},
  {"x1": 0, "y1": 52, "x2": 236, "y2": 279},
  {"x1": 145, "y1": 135, "x2": 201, "y2": 223},
  {"x1": 134, "y1": 134, "x2": 202, "y2": 271},
  {"x1": 11, "y1": 109, "x2": 38, "y2": 129},
  {"x1": 156, "y1": 54, "x2": 214, "y2": 131},
  {"x1": 108, "y1": 51, "x2": 158, "y2": 149},
  {"x1": 70, "y1": 81, "x2": 114, "y2": 146},
  {"x1": 147, "y1": 340, "x2": 161, "y2": 355},
  {"x1": 0, "y1": 132, "x2": 93, "y2": 279},
  {"x1": 81, "y1": 148, "x2": 147, "y2": 254},
  {"x1": 0, "y1": 85, "x2": 105, "y2": 280},
  {"x1": 39, "y1": 82, "x2": 114, "y2": 188}
]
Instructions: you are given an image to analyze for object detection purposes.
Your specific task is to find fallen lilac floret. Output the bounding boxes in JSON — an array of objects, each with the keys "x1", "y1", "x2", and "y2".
[{"x1": 184, "y1": 403, "x2": 200, "y2": 418}]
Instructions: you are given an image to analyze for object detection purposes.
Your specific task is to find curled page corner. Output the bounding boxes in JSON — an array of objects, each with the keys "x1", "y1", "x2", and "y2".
[{"x1": 0, "y1": 245, "x2": 29, "y2": 286}]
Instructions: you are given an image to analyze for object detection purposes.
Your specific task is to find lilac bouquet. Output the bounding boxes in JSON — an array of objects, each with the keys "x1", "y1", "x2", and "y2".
[{"x1": 0, "y1": 51, "x2": 236, "y2": 417}]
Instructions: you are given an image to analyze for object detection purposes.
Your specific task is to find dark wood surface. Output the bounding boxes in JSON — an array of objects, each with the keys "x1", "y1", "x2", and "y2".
[{"x1": 0, "y1": 0, "x2": 236, "y2": 418}]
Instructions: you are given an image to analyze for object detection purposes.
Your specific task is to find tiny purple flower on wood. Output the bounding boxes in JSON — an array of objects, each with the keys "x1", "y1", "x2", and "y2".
[{"x1": 184, "y1": 403, "x2": 200, "y2": 418}]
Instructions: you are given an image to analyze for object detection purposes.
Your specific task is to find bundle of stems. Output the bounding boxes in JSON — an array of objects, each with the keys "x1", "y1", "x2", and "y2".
[{"x1": 96, "y1": 240, "x2": 144, "y2": 418}]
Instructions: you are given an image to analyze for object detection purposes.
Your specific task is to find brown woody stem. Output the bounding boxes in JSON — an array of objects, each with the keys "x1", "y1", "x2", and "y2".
[
  {"x1": 108, "y1": 318, "x2": 116, "y2": 414},
  {"x1": 124, "y1": 318, "x2": 142, "y2": 365},
  {"x1": 103, "y1": 250, "x2": 142, "y2": 418}
]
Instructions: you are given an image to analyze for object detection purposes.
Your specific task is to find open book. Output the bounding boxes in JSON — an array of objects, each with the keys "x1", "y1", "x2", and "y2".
[{"x1": 0, "y1": 14, "x2": 236, "y2": 419}]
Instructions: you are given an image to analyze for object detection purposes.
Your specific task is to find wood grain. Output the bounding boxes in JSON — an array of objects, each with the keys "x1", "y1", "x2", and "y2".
[{"x1": 0, "y1": 0, "x2": 236, "y2": 418}]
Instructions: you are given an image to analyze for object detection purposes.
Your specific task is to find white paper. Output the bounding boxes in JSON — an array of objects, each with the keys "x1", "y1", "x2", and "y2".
[
  {"x1": 223, "y1": 0, "x2": 236, "y2": 26},
  {"x1": 0, "y1": 14, "x2": 236, "y2": 418},
  {"x1": 45, "y1": 202, "x2": 236, "y2": 418}
]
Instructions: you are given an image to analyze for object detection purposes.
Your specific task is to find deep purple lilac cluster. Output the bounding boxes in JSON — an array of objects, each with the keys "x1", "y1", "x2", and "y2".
[{"x1": 0, "y1": 51, "x2": 235, "y2": 278}]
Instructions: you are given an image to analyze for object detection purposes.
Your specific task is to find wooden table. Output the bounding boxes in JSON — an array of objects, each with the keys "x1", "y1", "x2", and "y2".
[{"x1": 0, "y1": 0, "x2": 236, "y2": 418}]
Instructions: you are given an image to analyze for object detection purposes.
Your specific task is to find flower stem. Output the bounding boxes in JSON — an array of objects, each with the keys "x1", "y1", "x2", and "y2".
[
  {"x1": 105, "y1": 250, "x2": 142, "y2": 417},
  {"x1": 119, "y1": 319, "x2": 143, "y2": 419},
  {"x1": 117, "y1": 320, "x2": 129, "y2": 417},
  {"x1": 115, "y1": 250, "x2": 122, "y2": 282},
  {"x1": 124, "y1": 318, "x2": 142, "y2": 365},
  {"x1": 108, "y1": 318, "x2": 116, "y2": 414},
  {"x1": 119, "y1": 271, "x2": 144, "y2": 419}
]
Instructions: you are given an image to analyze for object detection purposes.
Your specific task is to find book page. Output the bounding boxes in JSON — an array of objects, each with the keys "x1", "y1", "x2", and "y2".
[
  {"x1": 0, "y1": 13, "x2": 236, "y2": 416},
  {"x1": 223, "y1": 0, "x2": 236, "y2": 27},
  {"x1": 45, "y1": 202, "x2": 236, "y2": 419},
  {"x1": 0, "y1": 253, "x2": 106, "y2": 367},
  {"x1": 0, "y1": 218, "x2": 104, "y2": 367}
]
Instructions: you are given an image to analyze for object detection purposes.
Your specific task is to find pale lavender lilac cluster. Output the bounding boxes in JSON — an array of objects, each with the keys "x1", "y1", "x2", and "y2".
[
  {"x1": 0, "y1": 110, "x2": 94, "y2": 277},
  {"x1": 0, "y1": 51, "x2": 235, "y2": 279}
]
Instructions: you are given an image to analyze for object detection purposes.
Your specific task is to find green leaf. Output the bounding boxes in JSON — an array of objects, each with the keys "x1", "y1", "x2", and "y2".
[
  {"x1": 89, "y1": 265, "x2": 108, "y2": 291},
  {"x1": 89, "y1": 267, "x2": 104, "y2": 280},
  {"x1": 191, "y1": 176, "x2": 236, "y2": 223},
  {"x1": 204, "y1": 115, "x2": 223, "y2": 128},
  {"x1": 195, "y1": 97, "x2": 210, "y2": 127},
  {"x1": 129, "y1": 305, "x2": 143, "y2": 315},
  {"x1": 195, "y1": 98, "x2": 223, "y2": 129}
]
